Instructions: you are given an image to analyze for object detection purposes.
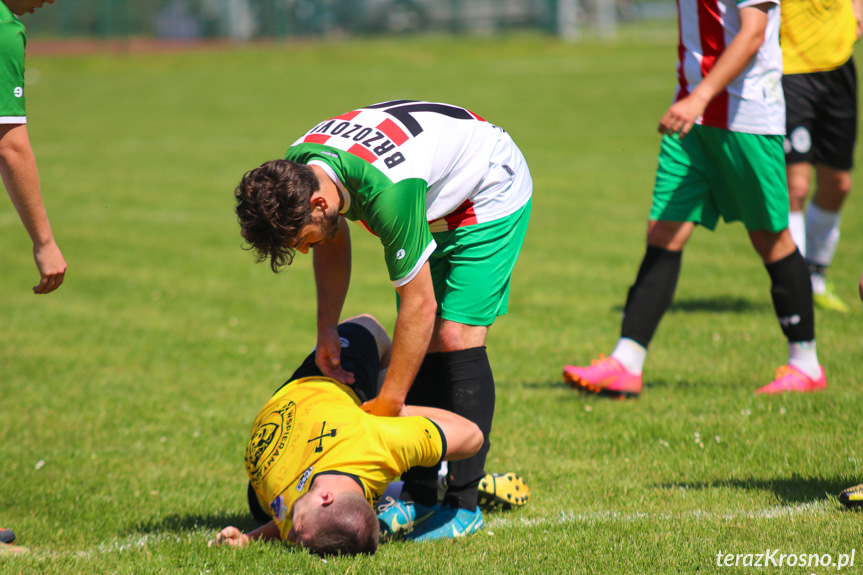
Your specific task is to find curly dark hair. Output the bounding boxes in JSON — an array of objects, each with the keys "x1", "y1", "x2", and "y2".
[{"x1": 234, "y1": 159, "x2": 319, "y2": 272}]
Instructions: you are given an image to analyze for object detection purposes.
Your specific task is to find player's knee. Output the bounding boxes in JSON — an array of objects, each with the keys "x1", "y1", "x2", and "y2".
[
  {"x1": 749, "y1": 229, "x2": 796, "y2": 263},
  {"x1": 343, "y1": 313, "x2": 380, "y2": 328},
  {"x1": 832, "y1": 172, "x2": 852, "y2": 200},
  {"x1": 646, "y1": 220, "x2": 692, "y2": 251},
  {"x1": 343, "y1": 314, "x2": 391, "y2": 362},
  {"x1": 787, "y1": 182, "x2": 809, "y2": 212},
  {"x1": 437, "y1": 321, "x2": 488, "y2": 352},
  {"x1": 814, "y1": 166, "x2": 853, "y2": 208}
]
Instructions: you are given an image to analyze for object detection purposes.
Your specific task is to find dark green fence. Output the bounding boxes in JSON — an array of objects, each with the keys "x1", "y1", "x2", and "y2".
[
  {"x1": 23, "y1": 0, "x2": 674, "y2": 40},
  {"x1": 24, "y1": 0, "x2": 551, "y2": 39}
]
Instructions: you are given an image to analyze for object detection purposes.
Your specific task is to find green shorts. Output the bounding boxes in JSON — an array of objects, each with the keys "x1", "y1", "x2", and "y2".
[
  {"x1": 428, "y1": 199, "x2": 531, "y2": 326},
  {"x1": 650, "y1": 125, "x2": 789, "y2": 232}
]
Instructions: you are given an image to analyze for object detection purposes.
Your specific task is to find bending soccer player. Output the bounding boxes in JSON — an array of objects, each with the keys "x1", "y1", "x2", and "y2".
[
  {"x1": 234, "y1": 100, "x2": 532, "y2": 539},
  {"x1": 563, "y1": 0, "x2": 825, "y2": 397},
  {"x1": 781, "y1": 0, "x2": 861, "y2": 313},
  {"x1": 210, "y1": 314, "x2": 483, "y2": 556}
]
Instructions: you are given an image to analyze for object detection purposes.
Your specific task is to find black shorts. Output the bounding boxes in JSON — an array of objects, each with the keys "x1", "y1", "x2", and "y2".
[
  {"x1": 783, "y1": 57, "x2": 858, "y2": 170},
  {"x1": 276, "y1": 321, "x2": 381, "y2": 403}
]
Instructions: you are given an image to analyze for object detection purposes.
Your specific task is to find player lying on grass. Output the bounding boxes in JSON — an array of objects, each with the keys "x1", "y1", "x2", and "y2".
[{"x1": 209, "y1": 314, "x2": 483, "y2": 556}]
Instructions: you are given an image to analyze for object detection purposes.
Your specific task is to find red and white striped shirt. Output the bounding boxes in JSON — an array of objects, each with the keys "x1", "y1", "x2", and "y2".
[{"x1": 673, "y1": 0, "x2": 784, "y2": 135}]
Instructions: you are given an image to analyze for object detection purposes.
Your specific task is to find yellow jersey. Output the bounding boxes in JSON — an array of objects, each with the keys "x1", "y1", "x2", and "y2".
[
  {"x1": 781, "y1": 0, "x2": 858, "y2": 74},
  {"x1": 245, "y1": 377, "x2": 445, "y2": 540}
]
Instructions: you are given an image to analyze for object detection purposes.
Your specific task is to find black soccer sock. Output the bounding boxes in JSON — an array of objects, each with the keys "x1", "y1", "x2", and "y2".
[
  {"x1": 441, "y1": 346, "x2": 495, "y2": 512},
  {"x1": 620, "y1": 246, "x2": 683, "y2": 348},
  {"x1": 807, "y1": 262, "x2": 828, "y2": 276},
  {"x1": 766, "y1": 249, "x2": 815, "y2": 342},
  {"x1": 401, "y1": 353, "x2": 448, "y2": 507}
]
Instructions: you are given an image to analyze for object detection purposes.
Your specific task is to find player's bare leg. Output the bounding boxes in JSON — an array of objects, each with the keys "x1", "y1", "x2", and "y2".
[{"x1": 786, "y1": 161, "x2": 810, "y2": 256}]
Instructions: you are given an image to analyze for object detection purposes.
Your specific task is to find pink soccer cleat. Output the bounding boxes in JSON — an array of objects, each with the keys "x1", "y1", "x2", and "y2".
[
  {"x1": 755, "y1": 365, "x2": 827, "y2": 394},
  {"x1": 563, "y1": 355, "x2": 642, "y2": 399}
]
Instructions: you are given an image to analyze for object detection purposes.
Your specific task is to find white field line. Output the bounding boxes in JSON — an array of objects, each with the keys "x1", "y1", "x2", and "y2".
[
  {"x1": 485, "y1": 500, "x2": 829, "y2": 530},
  {"x1": 13, "y1": 501, "x2": 830, "y2": 559}
]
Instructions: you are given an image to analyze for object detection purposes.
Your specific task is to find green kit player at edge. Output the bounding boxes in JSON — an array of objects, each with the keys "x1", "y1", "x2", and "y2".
[
  {"x1": 1, "y1": 0, "x2": 65, "y2": 296},
  {"x1": 1, "y1": 0, "x2": 64, "y2": 557}
]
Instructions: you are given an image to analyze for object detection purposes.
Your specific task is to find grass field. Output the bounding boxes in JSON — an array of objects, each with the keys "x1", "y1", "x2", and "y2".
[{"x1": 2, "y1": 27, "x2": 862, "y2": 575}]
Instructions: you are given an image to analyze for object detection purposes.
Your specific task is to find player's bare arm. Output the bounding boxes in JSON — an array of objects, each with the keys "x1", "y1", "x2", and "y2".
[
  {"x1": 404, "y1": 405, "x2": 483, "y2": 460},
  {"x1": 313, "y1": 217, "x2": 354, "y2": 383},
  {"x1": 0, "y1": 123, "x2": 66, "y2": 294},
  {"x1": 209, "y1": 520, "x2": 280, "y2": 548},
  {"x1": 362, "y1": 262, "x2": 436, "y2": 417},
  {"x1": 659, "y1": 3, "x2": 771, "y2": 138}
]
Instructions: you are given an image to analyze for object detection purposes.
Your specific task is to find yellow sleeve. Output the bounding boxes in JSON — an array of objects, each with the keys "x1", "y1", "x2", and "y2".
[{"x1": 372, "y1": 415, "x2": 445, "y2": 473}]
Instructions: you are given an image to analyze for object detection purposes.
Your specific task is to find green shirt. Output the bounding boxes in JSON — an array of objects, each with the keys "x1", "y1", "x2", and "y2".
[
  {"x1": 0, "y1": 2, "x2": 26, "y2": 123},
  {"x1": 285, "y1": 143, "x2": 433, "y2": 285}
]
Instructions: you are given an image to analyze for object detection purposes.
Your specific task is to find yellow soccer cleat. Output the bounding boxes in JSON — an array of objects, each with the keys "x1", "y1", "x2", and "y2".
[
  {"x1": 838, "y1": 483, "x2": 863, "y2": 510},
  {"x1": 478, "y1": 472, "x2": 530, "y2": 510},
  {"x1": 813, "y1": 282, "x2": 850, "y2": 313}
]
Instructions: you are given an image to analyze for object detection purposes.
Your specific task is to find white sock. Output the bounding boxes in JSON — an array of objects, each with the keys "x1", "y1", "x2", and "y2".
[
  {"x1": 810, "y1": 272, "x2": 827, "y2": 295},
  {"x1": 611, "y1": 338, "x2": 647, "y2": 375},
  {"x1": 805, "y1": 203, "x2": 841, "y2": 268},
  {"x1": 788, "y1": 341, "x2": 821, "y2": 379},
  {"x1": 788, "y1": 210, "x2": 806, "y2": 257}
]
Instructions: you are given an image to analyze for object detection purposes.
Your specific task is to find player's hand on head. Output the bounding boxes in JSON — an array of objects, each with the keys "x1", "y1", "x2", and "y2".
[
  {"x1": 32, "y1": 241, "x2": 66, "y2": 294},
  {"x1": 315, "y1": 328, "x2": 355, "y2": 384},
  {"x1": 361, "y1": 395, "x2": 407, "y2": 417},
  {"x1": 208, "y1": 527, "x2": 250, "y2": 548}
]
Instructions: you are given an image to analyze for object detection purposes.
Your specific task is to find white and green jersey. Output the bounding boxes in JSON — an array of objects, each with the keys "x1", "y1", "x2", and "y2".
[
  {"x1": 0, "y1": 2, "x2": 26, "y2": 124},
  {"x1": 285, "y1": 100, "x2": 532, "y2": 287}
]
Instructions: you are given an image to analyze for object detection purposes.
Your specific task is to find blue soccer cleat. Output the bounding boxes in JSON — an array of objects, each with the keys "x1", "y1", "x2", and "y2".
[
  {"x1": 404, "y1": 505, "x2": 484, "y2": 542},
  {"x1": 376, "y1": 497, "x2": 438, "y2": 536}
]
